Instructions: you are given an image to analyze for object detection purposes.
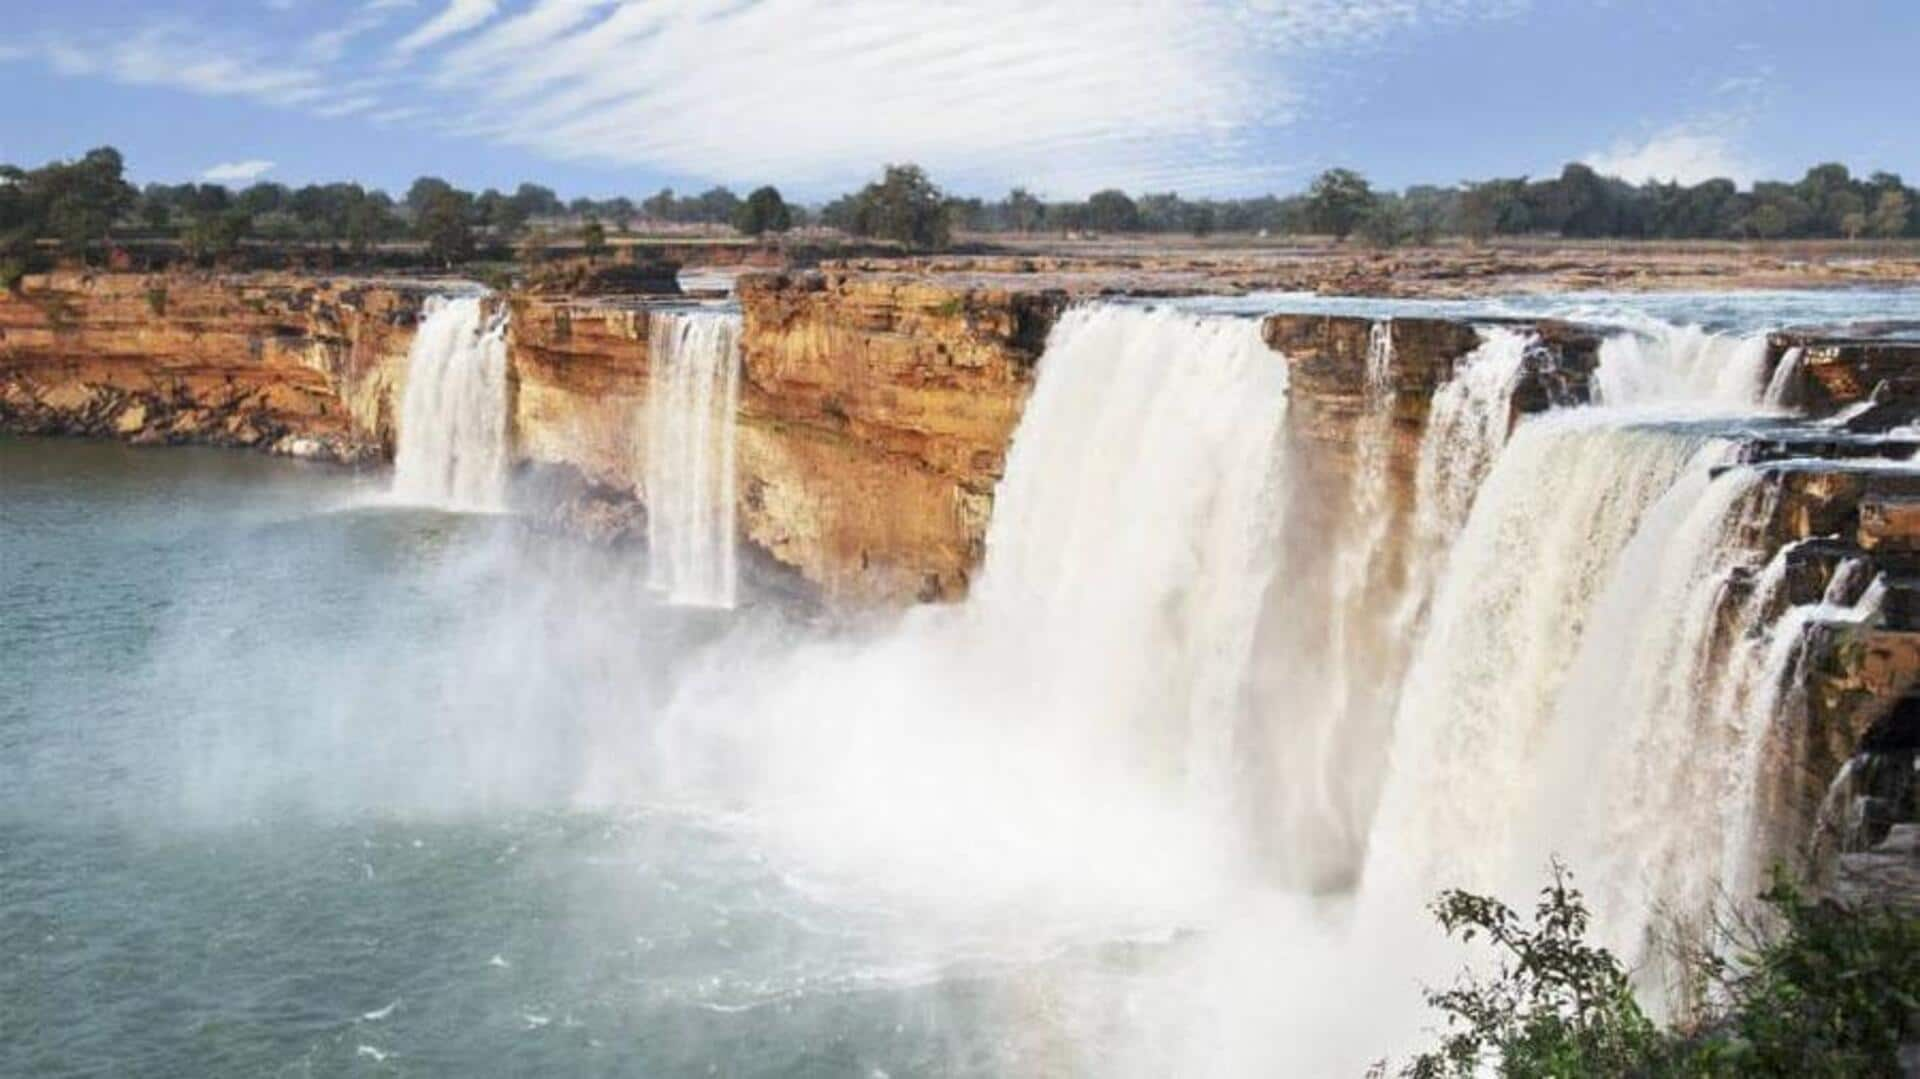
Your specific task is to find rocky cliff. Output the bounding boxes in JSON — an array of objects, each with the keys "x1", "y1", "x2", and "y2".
[
  {"x1": 0, "y1": 271, "x2": 424, "y2": 461},
  {"x1": 507, "y1": 273, "x2": 1065, "y2": 602},
  {"x1": 734, "y1": 271, "x2": 1064, "y2": 601},
  {"x1": 4, "y1": 266, "x2": 1918, "y2": 903}
]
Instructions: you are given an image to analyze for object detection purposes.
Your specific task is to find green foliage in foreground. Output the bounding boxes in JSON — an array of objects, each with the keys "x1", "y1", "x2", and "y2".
[{"x1": 1399, "y1": 864, "x2": 1920, "y2": 1077}]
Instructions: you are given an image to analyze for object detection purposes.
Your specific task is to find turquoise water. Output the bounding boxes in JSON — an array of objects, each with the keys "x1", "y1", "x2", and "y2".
[{"x1": 0, "y1": 439, "x2": 1089, "y2": 1077}]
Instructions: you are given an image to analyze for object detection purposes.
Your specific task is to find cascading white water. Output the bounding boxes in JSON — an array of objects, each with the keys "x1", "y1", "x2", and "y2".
[
  {"x1": 1310, "y1": 321, "x2": 1401, "y2": 876},
  {"x1": 1763, "y1": 345, "x2": 1805, "y2": 407},
  {"x1": 628, "y1": 303, "x2": 1290, "y2": 910},
  {"x1": 619, "y1": 299, "x2": 1871, "y2": 1073},
  {"x1": 1409, "y1": 327, "x2": 1532, "y2": 552},
  {"x1": 1365, "y1": 417, "x2": 1729, "y2": 903},
  {"x1": 644, "y1": 309, "x2": 743, "y2": 608},
  {"x1": 392, "y1": 295, "x2": 511, "y2": 511},
  {"x1": 1593, "y1": 320, "x2": 1772, "y2": 407}
]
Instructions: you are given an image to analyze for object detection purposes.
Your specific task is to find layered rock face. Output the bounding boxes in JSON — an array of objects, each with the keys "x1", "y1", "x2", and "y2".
[
  {"x1": 507, "y1": 295, "x2": 655, "y2": 534},
  {"x1": 508, "y1": 273, "x2": 1067, "y2": 602},
  {"x1": 0, "y1": 272, "x2": 423, "y2": 461},
  {"x1": 734, "y1": 272, "x2": 1064, "y2": 601},
  {"x1": 1265, "y1": 313, "x2": 1600, "y2": 490}
]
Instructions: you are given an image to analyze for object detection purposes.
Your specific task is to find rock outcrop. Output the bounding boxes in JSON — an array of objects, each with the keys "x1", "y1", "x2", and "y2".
[
  {"x1": 734, "y1": 271, "x2": 1065, "y2": 602},
  {"x1": 507, "y1": 273, "x2": 1068, "y2": 603},
  {"x1": 0, "y1": 271, "x2": 424, "y2": 461}
]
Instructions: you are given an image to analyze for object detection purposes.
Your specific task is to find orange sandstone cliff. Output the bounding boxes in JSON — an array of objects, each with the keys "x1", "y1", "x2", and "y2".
[{"x1": 0, "y1": 272, "x2": 423, "y2": 461}]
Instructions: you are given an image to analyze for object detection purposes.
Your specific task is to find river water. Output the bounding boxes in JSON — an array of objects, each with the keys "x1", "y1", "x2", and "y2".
[{"x1": 2, "y1": 439, "x2": 1115, "y2": 1077}]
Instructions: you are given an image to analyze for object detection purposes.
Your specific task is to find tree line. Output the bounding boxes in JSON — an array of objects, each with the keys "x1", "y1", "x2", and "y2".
[
  {"x1": 935, "y1": 162, "x2": 1918, "y2": 245},
  {"x1": 5, "y1": 146, "x2": 1918, "y2": 283},
  {"x1": 0, "y1": 146, "x2": 807, "y2": 280}
]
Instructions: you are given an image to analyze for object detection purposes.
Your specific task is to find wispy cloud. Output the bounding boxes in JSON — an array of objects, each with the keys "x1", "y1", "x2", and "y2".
[
  {"x1": 17, "y1": 0, "x2": 1532, "y2": 195},
  {"x1": 1585, "y1": 124, "x2": 1757, "y2": 185},
  {"x1": 395, "y1": 0, "x2": 501, "y2": 55},
  {"x1": 406, "y1": 0, "x2": 1525, "y2": 194},
  {"x1": 40, "y1": 26, "x2": 329, "y2": 108},
  {"x1": 202, "y1": 159, "x2": 277, "y2": 183}
]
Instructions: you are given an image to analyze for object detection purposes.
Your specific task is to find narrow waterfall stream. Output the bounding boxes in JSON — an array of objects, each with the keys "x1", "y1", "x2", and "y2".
[
  {"x1": 645, "y1": 309, "x2": 743, "y2": 608},
  {"x1": 391, "y1": 295, "x2": 511, "y2": 511}
]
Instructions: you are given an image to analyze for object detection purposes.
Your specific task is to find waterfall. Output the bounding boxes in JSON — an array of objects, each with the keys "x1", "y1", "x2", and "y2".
[
  {"x1": 621, "y1": 299, "x2": 1871, "y2": 1072},
  {"x1": 1409, "y1": 327, "x2": 1531, "y2": 552},
  {"x1": 392, "y1": 295, "x2": 511, "y2": 511},
  {"x1": 644, "y1": 310, "x2": 743, "y2": 608},
  {"x1": 1763, "y1": 345, "x2": 1805, "y2": 408},
  {"x1": 967, "y1": 305, "x2": 1289, "y2": 827},
  {"x1": 638, "y1": 303, "x2": 1289, "y2": 905},
  {"x1": 1365, "y1": 417, "x2": 1727, "y2": 902},
  {"x1": 1593, "y1": 321, "x2": 1771, "y2": 407}
]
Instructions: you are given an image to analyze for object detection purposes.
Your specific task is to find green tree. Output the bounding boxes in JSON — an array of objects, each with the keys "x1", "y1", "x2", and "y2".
[
  {"x1": 1402, "y1": 186, "x2": 1451, "y2": 245},
  {"x1": 1401, "y1": 866, "x2": 1920, "y2": 1077},
  {"x1": 603, "y1": 197, "x2": 637, "y2": 232},
  {"x1": 579, "y1": 218, "x2": 607, "y2": 261},
  {"x1": 34, "y1": 147, "x2": 138, "y2": 260},
  {"x1": 182, "y1": 209, "x2": 253, "y2": 263},
  {"x1": 344, "y1": 197, "x2": 398, "y2": 257},
  {"x1": 1006, "y1": 187, "x2": 1045, "y2": 232},
  {"x1": 1358, "y1": 199, "x2": 1411, "y2": 248},
  {"x1": 235, "y1": 182, "x2": 290, "y2": 217},
  {"x1": 475, "y1": 188, "x2": 527, "y2": 239},
  {"x1": 642, "y1": 187, "x2": 678, "y2": 222},
  {"x1": 415, "y1": 188, "x2": 474, "y2": 265},
  {"x1": 1870, "y1": 188, "x2": 1912, "y2": 239},
  {"x1": 1085, "y1": 189, "x2": 1142, "y2": 232},
  {"x1": 734, "y1": 186, "x2": 793, "y2": 236},
  {"x1": 1455, "y1": 178, "x2": 1532, "y2": 241},
  {"x1": 405, "y1": 176, "x2": 457, "y2": 219},
  {"x1": 847, "y1": 164, "x2": 951, "y2": 249},
  {"x1": 1306, "y1": 168, "x2": 1377, "y2": 240},
  {"x1": 1403, "y1": 864, "x2": 1659, "y2": 1078},
  {"x1": 510, "y1": 182, "x2": 562, "y2": 221}
]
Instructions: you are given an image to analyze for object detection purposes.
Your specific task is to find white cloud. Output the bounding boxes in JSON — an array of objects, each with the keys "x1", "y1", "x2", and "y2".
[
  {"x1": 202, "y1": 160, "x2": 278, "y2": 183},
  {"x1": 395, "y1": 0, "x2": 501, "y2": 55},
  {"x1": 314, "y1": 94, "x2": 382, "y2": 118},
  {"x1": 1584, "y1": 125, "x2": 1756, "y2": 186},
  {"x1": 41, "y1": 27, "x2": 329, "y2": 107},
  {"x1": 22, "y1": 0, "x2": 1531, "y2": 195},
  {"x1": 403, "y1": 0, "x2": 1523, "y2": 195}
]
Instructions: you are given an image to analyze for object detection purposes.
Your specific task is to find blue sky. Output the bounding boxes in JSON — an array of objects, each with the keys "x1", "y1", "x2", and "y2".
[{"x1": 1, "y1": 0, "x2": 1915, "y2": 201}]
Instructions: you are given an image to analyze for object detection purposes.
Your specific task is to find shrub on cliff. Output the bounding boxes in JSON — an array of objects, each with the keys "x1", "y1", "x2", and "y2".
[
  {"x1": 182, "y1": 210, "x2": 253, "y2": 265},
  {"x1": 1396, "y1": 865, "x2": 1920, "y2": 1077},
  {"x1": 1400, "y1": 863, "x2": 1662, "y2": 1078}
]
